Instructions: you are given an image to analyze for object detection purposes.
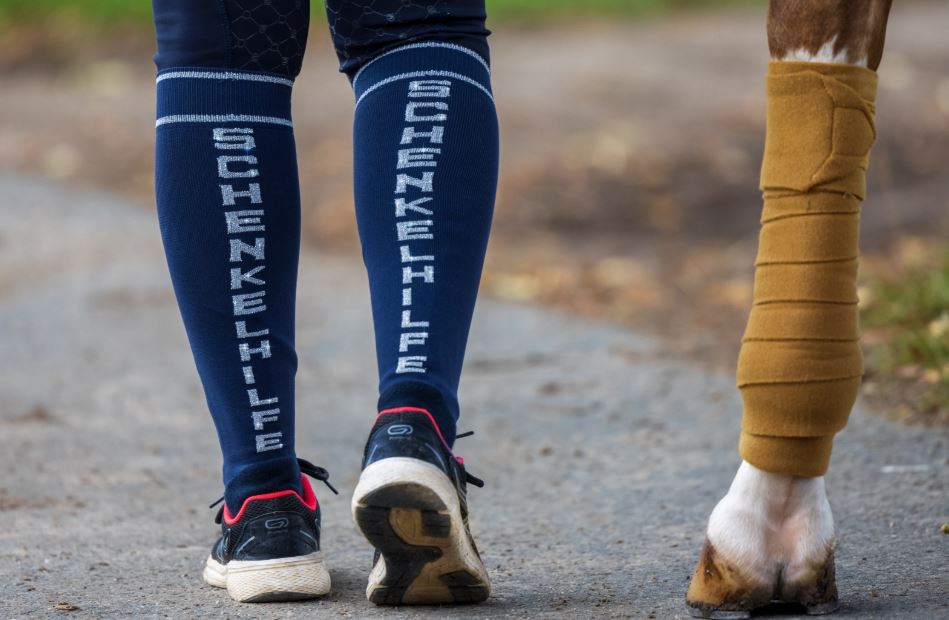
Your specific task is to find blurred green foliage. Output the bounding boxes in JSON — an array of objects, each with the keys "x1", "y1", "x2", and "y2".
[
  {"x1": 0, "y1": 0, "x2": 153, "y2": 28},
  {"x1": 863, "y1": 252, "x2": 949, "y2": 410},
  {"x1": 0, "y1": 0, "x2": 761, "y2": 29}
]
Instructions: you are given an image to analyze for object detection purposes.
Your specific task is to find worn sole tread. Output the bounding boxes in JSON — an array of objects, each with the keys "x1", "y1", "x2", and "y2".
[{"x1": 352, "y1": 458, "x2": 489, "y2": 605}]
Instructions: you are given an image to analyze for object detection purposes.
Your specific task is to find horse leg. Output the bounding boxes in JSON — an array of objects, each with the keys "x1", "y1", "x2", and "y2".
[{"x1": 686, "y1": 2, "x2": 893, "y2": 617}]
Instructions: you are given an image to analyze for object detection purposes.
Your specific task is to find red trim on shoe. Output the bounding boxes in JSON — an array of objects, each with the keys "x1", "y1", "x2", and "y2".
[
  {"x1": 223, "y1": 476, "x2": 317, "y2": 526},
  {"x1": 376, "y1": 406, "x2": 452, "y2": 453}
]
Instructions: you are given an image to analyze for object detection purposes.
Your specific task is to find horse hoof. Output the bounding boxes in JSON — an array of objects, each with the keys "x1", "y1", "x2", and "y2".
[
  {"x1": 688, "y1": 607, "x2": 751, "y2": 619},
  {"x1": 806, "y1": 600, "x2": 840, "y2": 616},
  {"x1": 686, "y1": 540, "x2": 839, "y2": 617}
]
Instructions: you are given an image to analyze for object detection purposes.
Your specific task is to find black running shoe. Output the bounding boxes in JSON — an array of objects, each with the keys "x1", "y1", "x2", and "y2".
[
  {"x1": 203, "y1": 459, "x2": 337, "y2": 602},
  {"x1": 351, "y1": 407, "x2": 489, "y2": 605}
]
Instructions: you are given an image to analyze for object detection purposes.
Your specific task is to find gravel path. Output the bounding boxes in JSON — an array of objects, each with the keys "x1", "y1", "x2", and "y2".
[{"x1": 0, "y1": 175, "x2": 946, "y2": 618}]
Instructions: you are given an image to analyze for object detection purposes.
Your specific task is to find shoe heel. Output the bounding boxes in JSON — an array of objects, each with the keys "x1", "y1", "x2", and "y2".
[
  {"x1": 352, "y1": 458, "x2": 489, "y2": 605},
  {"x1": 223, "y1": 553, "x2": 331, "y2": 603}
]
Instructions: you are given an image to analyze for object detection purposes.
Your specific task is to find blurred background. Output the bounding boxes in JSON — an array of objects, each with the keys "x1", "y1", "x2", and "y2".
[{"x1": 1, "y1": 0, "x2": 947, "y2": 423}]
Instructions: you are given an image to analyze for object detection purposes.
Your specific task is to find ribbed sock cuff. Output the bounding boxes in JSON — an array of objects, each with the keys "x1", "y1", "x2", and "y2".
[
  {"x1": 351, "y1": 40, "x2": 493, "y2": 107},
  {"x1": 156, "y1": 68, "x2": 294, "y2": 129}
]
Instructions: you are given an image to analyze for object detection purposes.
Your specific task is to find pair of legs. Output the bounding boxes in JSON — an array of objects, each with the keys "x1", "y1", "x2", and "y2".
[
  {"x1": 153, "y1": 0, "x2": 497, "y2": 603},
  {"x1": 153, "y1": 0, "x2": 496, "y2": 509},
  {"x1": 152, "y1": 0, "x2": 895, "y2": 612}
]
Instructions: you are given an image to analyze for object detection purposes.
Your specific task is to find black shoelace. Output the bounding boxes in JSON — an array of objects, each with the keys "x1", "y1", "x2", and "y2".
[
  {"x1": 454, "y1": 430, "x2": 485, "y2": 488},
  {"x1": 209, "y1": 458, "x2": 338, "y2": 524},
  {"x1": 298, "y1": 458, "x2": 339, "y2": 495}
]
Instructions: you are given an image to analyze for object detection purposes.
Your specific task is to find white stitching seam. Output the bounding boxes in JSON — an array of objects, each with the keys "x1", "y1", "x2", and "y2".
[
  {"x1": 155, "y1": 114, "x2": 293, "y2": 128},
  {"x1": 355, "y1": 70, "x2": 493, "y2": 110},
  {"x1": 352, "y1": 41, "x2": 490, "y2": 88},
  {"x1": 156, "y1": 71, "x2": 294, "y2": 87}
]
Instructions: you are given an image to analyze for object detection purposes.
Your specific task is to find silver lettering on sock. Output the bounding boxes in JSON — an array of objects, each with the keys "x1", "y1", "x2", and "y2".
[
  {"x1": 396, "y1": 356, "x2": 427, "y2": 374},
  {"x1": 224, "y1": 211, "x2": 265, "y2": 235},
  {"x1": 247, "y1": 389, "x2": 279, "y2": 406},
  {"x1": 408, "y1": 80, "x2": 451, "y2": 98},
  {"x1": 213, "y1": 128, "x2": 257, "y2": 150},
  {"x1": 235, "y1": 321, "x2": 269, "y2": 339},
  {"x1": 232, "y1": 291, "x2": 266, "y2": 315},
  {"x1": 252, "y1": 409, "x2": 281, "y2": 430},
  {"x1": 214, "y1": 127, "x2": 283, "y2": 454},
  {"x1": 217, "y1": 155, "x2": 259, "y2": 178},
  {"x1": 399, "y1": 332, "x2": 429, "y2": 352},
  {"x1": 238, "y1": 339, "x2": 271, "y2": 361},
  {"x1": 255, "y1": 432, "x2": 283, "y2": 452},
  {"x1": 229, "y1": 238, "x2": 265, "y2": 262},
  {"x1": 405, "y1": 102, "x2": 448, "y2": 122},
  {"x1": 221, "y1": 183, "x2": 262, "y2": 206},
  {"x1": 242, "y1": 365, "x2": 256, "y2": 385},
  {"x1": 230, "y1": 266, "x2": 266, "y2": 290},
  {"x1": 402, "y1": 266, "x2": 435, "y2": 284},
  {"x1": 394, "y1": 197, "x2": 434, "y2": 217},
  {"x1": 400, "y1": 245, "x2": 434, "y2": 263},
  {"x1": 395, "y1": 172, "x2": 434, "y2": 194},
  {"x1": 397, "y1": 147, "x2": 441, "y2": 169},
  {"x1": 401, "y1": 310, "x2": 429, "y2": 328},
  {"x1": 401, "y1": 126, "x2": 444, "y2": 145},
  {"x1": 397, "y1": 220, "x2": 433, "y2": 241},
  {"x1": 393, "y1": 80, "x2": 451, "y2": 375}
]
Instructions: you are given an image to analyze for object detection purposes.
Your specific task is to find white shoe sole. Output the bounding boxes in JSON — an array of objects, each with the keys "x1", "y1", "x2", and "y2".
[
  {"x1": 352, "y1": 457, "x2": 490, "y2": 605},
  {"x1": 203, "y1": 552, "x2": 331, "y2": 603}
]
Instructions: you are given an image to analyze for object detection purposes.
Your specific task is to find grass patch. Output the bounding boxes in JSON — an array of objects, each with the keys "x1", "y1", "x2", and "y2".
[
  {"x1": 0, "y1": 0, "x2": 761, "y2": 30},
  {"x1": 862, "y1": 252, "x2": 949, "y2": 413},
  {"x1": 0, "y1": 1, "x2": 153, "y2": 30}
]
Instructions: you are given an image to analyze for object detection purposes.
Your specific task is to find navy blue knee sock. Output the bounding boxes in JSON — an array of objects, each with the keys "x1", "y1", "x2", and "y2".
[
  {"x1": 153, "y1": 0, "x2": 311, "y2": 511},
  {"x1": 348, "y1": 42, "x2": 499, "y2": 443},
  {"x1": 155, "y1": 71, "x2": 303, "y2": 510}
]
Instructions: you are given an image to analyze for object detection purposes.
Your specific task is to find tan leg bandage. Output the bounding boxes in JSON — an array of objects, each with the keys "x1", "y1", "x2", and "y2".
[{"x1": 738, "y1": 61, "x2": 878, "y2": 477}]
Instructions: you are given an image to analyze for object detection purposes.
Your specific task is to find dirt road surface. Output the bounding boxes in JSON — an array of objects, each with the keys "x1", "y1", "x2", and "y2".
[{"x1": 1, "y1": 174, "x2": 946, "y2": 618}]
